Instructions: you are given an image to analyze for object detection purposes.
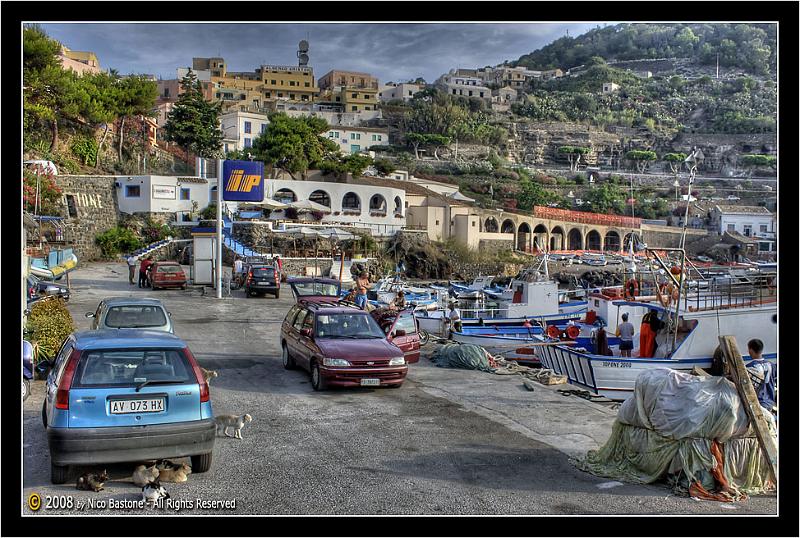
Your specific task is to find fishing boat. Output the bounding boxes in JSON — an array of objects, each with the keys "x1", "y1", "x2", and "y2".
[{"x1": 533, "y1": 253, "x2": 777, "y2": 400}]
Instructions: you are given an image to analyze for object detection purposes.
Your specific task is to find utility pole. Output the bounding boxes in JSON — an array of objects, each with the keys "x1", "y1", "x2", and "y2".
[{"x1": 216, "y1": 158, "x2": 223, "y2": 299}]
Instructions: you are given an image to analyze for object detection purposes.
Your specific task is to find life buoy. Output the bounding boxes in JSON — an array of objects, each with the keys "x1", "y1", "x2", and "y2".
[
  {"x1": 624, "y1": 278, "x2": 639, "y2": 300},
  {"x1": 566, "y1": 325, "x2": 580, "y2": 339},
  {"x1": 546, "y1": 325, "x2": 561, "y2": 339}
]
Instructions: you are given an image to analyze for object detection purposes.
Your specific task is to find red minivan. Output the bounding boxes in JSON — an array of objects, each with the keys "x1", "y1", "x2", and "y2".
[
  {"x1": 150, "y1": 262, "x2": 187, "y2": 290},
  {"x1": 369, "y1": 307, "x2": 421, "y2": 364}
]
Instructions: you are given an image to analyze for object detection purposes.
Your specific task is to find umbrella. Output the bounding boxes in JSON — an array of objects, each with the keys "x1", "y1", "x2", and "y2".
[
  {"x1": 290, "y1": 199, "x2": 332, "y2": 213},
  {"x1": 248, "y1": 198, "x2": 288, "y2": 209}
]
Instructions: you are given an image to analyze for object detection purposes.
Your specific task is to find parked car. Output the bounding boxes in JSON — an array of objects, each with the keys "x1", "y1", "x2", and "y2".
[
  {"x1": 85, "y1": 298, "x2": 174, "y2": 334},
  {"x1": 23, "y1": 340, "x2": 33, "y2": 401},
  {"x1": 369, "y1": 307, "x2": 422, "y2": 364},
  {"x1": 280, "y1": 301, "x2": 408, "y2": 391},
  {"x1": 26, "y1": 274, "x2": 70, "y2": 304},
  {"x1": 286, "y1": 277, "x2": 342, "y2": 303},
  {"x1": 40, "y1": 330, "x2": 215, "y2": 483},
  {"x1": 150, "y1": 261, "x2": 187, "y2": 290},
  {"x1": 244, "y1": 264, "x2": 280, "y2": 298}
]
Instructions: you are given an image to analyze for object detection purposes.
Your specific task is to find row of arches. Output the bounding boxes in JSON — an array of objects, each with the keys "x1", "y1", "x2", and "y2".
[
  {"x1": 483, "y1": 217, "x2": 631, "y2": 252},
  {"x1": 274, "y1": 189, "x2": 403, "y2": 216}
]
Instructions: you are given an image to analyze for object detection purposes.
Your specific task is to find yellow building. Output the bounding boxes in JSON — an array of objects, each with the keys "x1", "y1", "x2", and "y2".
[
  {"x1": 317, "y1": 70, "x2": 379, "y2": 112},
  {"x1": 59, "y1": 46, "x2": 101, "y2": 75},
  {"x1": 192, "y1": 57, "x2": 318, "y2": 108}
]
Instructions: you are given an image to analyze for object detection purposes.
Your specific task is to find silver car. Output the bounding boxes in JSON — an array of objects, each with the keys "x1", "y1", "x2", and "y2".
[{"x1": 86, "y1": 297, "x2": 174, "y2": 334}]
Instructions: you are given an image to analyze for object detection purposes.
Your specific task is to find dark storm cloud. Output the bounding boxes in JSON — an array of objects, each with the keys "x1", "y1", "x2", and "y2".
[{"x1": 39, "y1": 22, "x2": 602, "y2": 82}]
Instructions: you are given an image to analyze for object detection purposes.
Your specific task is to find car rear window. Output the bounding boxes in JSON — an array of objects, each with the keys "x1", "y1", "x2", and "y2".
[
  {"x1": 394, "y1": 313, "x2": 417, "y2": 335},
  {"x1": 105, "y1": 306, "x2": 167, "y2": 328},
  {"x1": 72, "y1": 349, "x2": 193, "y2": 387},
  {"x1": 252, "y1": 267, "x2": 275, "y2": 277},
  {"x1": 157, "y1": 265, "x2": 183, "y2": 273},
  {"x1": 293, "y1": 282, "x2": 339, "y2": 296}
]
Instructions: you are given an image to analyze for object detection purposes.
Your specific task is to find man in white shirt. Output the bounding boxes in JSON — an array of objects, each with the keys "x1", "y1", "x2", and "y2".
[
  {"x1": 448, "y1": 303, "x2": 462, "y2": 338},
  {"x1": 126, "y1": 255, "x2": 137, "y2": 285}
]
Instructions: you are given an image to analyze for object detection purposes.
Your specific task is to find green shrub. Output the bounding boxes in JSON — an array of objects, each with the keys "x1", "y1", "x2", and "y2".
[
  {"x1": 71, "y1": 136, "x2": 98, "y2": 166},
  {"x1": 199, "y1": 204, "x2": 217, "y2": 220},
  {"x1": 96, "y1": 226, "x2": 143, "y2": 257},
  {"x1": 25, "y1": 298, "x2": 75, "y2": 363}
]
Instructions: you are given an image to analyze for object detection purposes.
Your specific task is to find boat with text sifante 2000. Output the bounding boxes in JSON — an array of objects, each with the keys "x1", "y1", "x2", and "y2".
[{"x1": 535, "y1": 267, "x2": 777, "y2": 401}]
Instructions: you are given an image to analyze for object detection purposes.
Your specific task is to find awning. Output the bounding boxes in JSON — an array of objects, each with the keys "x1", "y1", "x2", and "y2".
[
  {"x1": 290, "y1": 199, "x2": 333, "y2": 213},
  {"x1": 246, "y1": 198, "x2": 289, "y2": 209}
]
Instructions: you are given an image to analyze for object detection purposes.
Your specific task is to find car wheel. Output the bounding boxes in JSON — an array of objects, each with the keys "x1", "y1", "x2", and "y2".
[
  {"x1": 310, "y1": 362, "x2": 325, "y2": 391},
  {"x1": 191, "y1": 452, "x2": 213, "y2": 473},
  {"x1": 42, "y1": 402, "x2": 47, "y2": 429},
  {"x1": 51, "y1": 462, "x2": 70, "y2": 484},
  {"x1": 282, "y1": 344, "x2": 296, "y2": 370},
  {"x1": 23, "y1": 378, "x2": 30, "y2": 401}
]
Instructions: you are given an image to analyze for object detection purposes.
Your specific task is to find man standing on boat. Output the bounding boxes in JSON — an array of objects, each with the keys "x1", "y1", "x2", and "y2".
[
  {"x1": 616, "y1": 313, "x2": 635, "y2": 357},
  {"x1": 638, "y1": 309, "x2": 663, "y2": 358},
  {"x1": 745, "y1": 338, "x2": 776, "y2": 416}
]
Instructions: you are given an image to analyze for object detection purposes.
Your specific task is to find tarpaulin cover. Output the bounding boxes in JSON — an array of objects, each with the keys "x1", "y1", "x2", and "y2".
[
  {"x1": 432, "y1": 343, "x2": 494, "y2": 372},
  {"x1": 576, "y1": 368, "x2": 775, "y2": 495}
]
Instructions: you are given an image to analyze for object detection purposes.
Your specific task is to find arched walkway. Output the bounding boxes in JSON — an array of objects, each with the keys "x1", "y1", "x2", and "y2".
[
  {"x1": 533, "y1": 224, "x2": 548, "y2": 252},
  {"x1": 393, "y1": 196, "x2": 403, "y2": 216},
  {"x1": 517, "y1": 222, "x2": 531, "y2": 252},
  {"x1": 604, "y1": 231, "x2": 621, "y2": 252},
  {"x1": 484, "y1": 217, "x2": 499, "y2": 233},
  {"x1": 568, "y1": 228, "x2": 583, "y2": 250},
  {"x1": 274, "y1": 188, "x2": 297, "y2": 204},
  {"x1": 309, "y1": 189, "x2": 331, "y2": 208},
  {"x1": 585, "y1": 230, "x2": 602, "y2": 251},
  {"x1": 342, "y1": 192, "x2": 361, "y2": 213},
  {"x1": 501, "y1": 219, "x2": 516, "y2": 235},
  {"x1": 550, "y1": 226, "x2": 565, "y2": 250},
  {"x1": 369, "y1": 194, "x2": 387, "y2": 215}
]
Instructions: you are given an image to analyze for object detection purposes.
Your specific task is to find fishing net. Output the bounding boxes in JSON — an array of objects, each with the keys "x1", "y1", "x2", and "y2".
[
  {"x1": 575, "y1": 368, "x2": 775, "y2": 497},
  {"x1": 431, "y1": 343, "x2": 495, "y2": 372}
]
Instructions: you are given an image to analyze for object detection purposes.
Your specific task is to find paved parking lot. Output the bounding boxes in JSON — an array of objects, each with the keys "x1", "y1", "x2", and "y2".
[{"x1": 22, "y1": 263, "x2": 777, "y2": 515}]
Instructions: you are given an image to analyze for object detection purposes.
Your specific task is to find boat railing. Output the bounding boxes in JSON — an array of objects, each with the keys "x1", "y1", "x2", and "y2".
[{"x1": 683, "y1": 273, "x2": 777, "y2": 312}]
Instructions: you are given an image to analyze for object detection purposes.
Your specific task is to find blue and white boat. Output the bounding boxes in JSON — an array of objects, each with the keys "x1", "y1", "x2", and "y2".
[{"x1": 535, "y1": 274, "x2": 777, "y2": 401}]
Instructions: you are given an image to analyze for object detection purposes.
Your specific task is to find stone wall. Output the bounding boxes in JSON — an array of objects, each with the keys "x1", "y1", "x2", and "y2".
[
  {"x1": 478, "y1": 239, "x2": 515, "y2": 255},
  {"x1": 640, "y1": 223, "x2": 708, "y2": 249},
  {"x1": 451, "y1": 262, "x2": 523, "y2": 281},
  {"x1": 51, "y1": 175, "x2": 120, "y2": 262}
]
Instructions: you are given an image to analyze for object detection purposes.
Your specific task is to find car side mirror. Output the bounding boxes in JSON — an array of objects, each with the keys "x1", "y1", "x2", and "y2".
[
  {"x1": 85, "y1": 312, "x2": 95, "y2": 318},
  {"x1": 168, "y1": 312, "x2": 172, "y2": 317},
  {"x1": 394, "y1": 329, "x2": 407, "y2": 337},
  {"x1": 301, "y1": 328, "x2": 313, "y2": 338}
]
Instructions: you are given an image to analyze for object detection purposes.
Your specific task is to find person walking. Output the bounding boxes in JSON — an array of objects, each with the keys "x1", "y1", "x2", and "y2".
[
  {"x1": 138, "y1": 256, "x2": 152, "y2": 288},
  {"x1": 355, "y1": 271, "x2": 371, "y2": 309},
  {"x1": 616, "y1": 313, "x2": 635, "y2": 357},
  {"x1": 744, "y1": 338, "x2": 776, "y2": 415},
  {"x1": 126, "y1": 254, "x2": 137, "y2": 285}
]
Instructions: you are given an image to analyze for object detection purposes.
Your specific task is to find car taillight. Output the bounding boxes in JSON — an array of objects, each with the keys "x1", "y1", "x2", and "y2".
[
  {"x1": 246, "y1": 271, "x2": 253, "y2": 283},
  {"x1": 183, "y1": 347, "x2": 209, "y2": 402},
  {"x1": 274, "y1": 272, "x2": 279, "y2": 284},
  {"x1": 55, "y1": 349, "x2": 81, "y2": 410}
]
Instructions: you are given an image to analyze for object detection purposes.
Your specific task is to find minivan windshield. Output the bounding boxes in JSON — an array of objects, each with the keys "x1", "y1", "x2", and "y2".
[
  {"x1": 315, "y1": 313, "x2": 385, "y2": 339},
  {"x1": 105, "y1": 306, "x2": 167, "y2": 328},
  {"x1": 72, "y1": 349, "x2": 193, "y2": 387},
  {"x1": 293, "y1": 282, "x2": 340, "y2": 297}
]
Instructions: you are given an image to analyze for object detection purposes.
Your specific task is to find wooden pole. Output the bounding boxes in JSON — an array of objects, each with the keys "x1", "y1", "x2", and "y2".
[{"x1": 718, "y1": 335, "x2": 777, "y2": 483}]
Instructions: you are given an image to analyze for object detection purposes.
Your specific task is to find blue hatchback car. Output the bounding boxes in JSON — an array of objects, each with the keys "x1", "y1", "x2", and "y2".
[{"x1": 42, "y1": 330, "x2": 215, "y2": 484}]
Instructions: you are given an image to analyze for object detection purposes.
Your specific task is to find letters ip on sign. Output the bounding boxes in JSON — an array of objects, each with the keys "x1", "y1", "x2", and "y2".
[{"x1": 222, "y1": 160, "x2": 265, "y2": 202}]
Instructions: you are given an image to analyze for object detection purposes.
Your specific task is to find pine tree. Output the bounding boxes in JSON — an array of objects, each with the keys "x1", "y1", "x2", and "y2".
[{"x1": 163, "y1": 70, "x2": 223, "y2": 160}]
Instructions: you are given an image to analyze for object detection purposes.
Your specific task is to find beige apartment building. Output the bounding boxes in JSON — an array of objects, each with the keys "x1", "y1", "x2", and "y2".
[
  {"x1": 58, "y1": 46, "x2": 101, "y2": 75},
  {"x1": 318, "y1": 70, "x2": 379, "y2": 113},
  {"x1": 192, "y1": 57, "x2": 318, "y2": 110}
]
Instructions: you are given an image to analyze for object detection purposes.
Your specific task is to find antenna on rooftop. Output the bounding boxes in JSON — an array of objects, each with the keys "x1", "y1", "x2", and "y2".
[{"x1": 298, "y1": 39, "x2": 309, "y2": 67}]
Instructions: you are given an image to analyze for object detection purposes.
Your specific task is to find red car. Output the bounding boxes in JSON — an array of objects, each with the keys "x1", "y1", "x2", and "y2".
[
  {"x1": 369, "y1": 307, "x2": 421, "y2": 364},
  {"x1": 150, "y1": 261, "x2": 187, "y2": 290},
  {"x1": 280, "y1": 300, "x2": 408, "y2": 391}
]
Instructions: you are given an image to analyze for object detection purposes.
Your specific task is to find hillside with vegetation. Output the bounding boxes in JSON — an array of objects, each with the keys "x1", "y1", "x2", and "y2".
[{"x1": 514, "y1": 23, "x2": 776, "y2": 77}]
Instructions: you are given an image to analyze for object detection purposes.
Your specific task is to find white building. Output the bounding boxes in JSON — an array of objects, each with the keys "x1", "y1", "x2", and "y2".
[
  {"x1": 710, "y1": 205, "x2": 776, "y2": 249},
  {"x1": 267, "y1": 178, "x2": 405, "y2": 236},
  {"x1": 435, "y1": 73, "x2": 492, "y2": 100},
  {"x1": 324, "y1": 126, "x2": 389, "y2": 155},
  {"x1": 116, "y1": 175, "x2": 212, "y2": 222},
  {"x1": 220, "y1": 110, "x2": 270, "y2": 153},
  {"x1": 602, "y1": 82, "x2": 620, "y2": 94},
  {"x1": 378, "y1": 82, "x2": 422, "y2": 102}
]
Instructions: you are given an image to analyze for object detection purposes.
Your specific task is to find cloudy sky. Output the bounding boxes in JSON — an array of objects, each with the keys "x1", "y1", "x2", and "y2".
[{"x1": 40, "y1": 23, "x2": 604, "y2": 83}]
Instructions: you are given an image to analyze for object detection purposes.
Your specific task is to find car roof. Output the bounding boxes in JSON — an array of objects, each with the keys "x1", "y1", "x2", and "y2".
[
  {"x1": 101, "y1": 297, "x2": 167, "y2": 307},
  {"x1": 72, "y1": 329, "x2": 186, "y2": 350},
  {"x1": 153, "y1": 261, "x2": 181, "y2": 265},
  {"x1": 298, "y1": 300, "x2": 365, "y2": 315},
  {"x1": 287, "y1": 277, "x2": 341, "y2": 285}
]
